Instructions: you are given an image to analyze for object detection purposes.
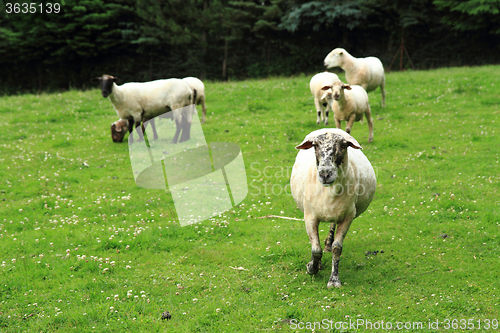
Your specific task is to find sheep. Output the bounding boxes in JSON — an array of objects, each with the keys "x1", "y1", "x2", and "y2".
[
  {"x1": 182, "y1": 77, "x2": 207, "y2": 123},
  {"x1": 91, "y1": 74, "x2": 194, "y2": 144},
  {"x1": 324, "y1": 48, "x2": 386, "y2": 107},
  {"x1": 320, "y1": 81, "x2": 374, "y2": 142},
  {"x1": 309, "y1": 72, "x2": 340, "y2": 125},
  {"x1": 131, "y1": 77, "x2": 206, "y2": 141},
  {"x1": 290, "y1": 128, "x2": 376, "y2": 288}
]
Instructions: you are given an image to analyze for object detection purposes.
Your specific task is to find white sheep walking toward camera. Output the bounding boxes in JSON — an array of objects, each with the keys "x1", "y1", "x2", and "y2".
[
  {"x1": 321, "y1": 81, "x2": 374, "y2": 142},
  {"x1": 324, "y1": 48, "x2": 386, "y2": 107},
  {"x1": 290, "y1": 128, "x2": 376, "y2": 288}
]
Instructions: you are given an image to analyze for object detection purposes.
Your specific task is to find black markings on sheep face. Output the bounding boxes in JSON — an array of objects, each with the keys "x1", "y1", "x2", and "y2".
[
  {"x1": 100, "y1": 74, "x2": 117, "y2": 98},
  {"x1": 313, "y1": 133, "x2": 348, "y2": 185}
]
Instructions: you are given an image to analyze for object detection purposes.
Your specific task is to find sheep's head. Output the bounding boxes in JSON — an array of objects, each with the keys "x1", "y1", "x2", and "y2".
[
  {"x1": 322, "y1": 81, "x2": 351, "y2": 101},
  {"x1": 111, "y1": 119, "x2": 128, "y2": 143},
  {"x1": 296, "y1": 131, "x2": 362, "y2": 186},
  {"x1": 91, "y1": 74, "x2": 119, "y2": 98},
  {"x1": 324, "y1": 48, "x2": 345, "y2": 69}
]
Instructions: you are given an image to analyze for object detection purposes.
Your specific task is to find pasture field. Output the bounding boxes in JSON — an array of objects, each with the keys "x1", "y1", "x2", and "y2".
[{"x1": 0, "y1": 66, "x2": 499, "y2": 332}]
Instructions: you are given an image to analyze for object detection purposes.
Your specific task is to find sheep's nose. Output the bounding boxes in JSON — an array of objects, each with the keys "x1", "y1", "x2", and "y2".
[{"x1": 319, "y1": 168, "x2": 331, "y2": 179}]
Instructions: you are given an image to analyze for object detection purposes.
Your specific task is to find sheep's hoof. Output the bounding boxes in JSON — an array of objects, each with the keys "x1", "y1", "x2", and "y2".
[
  {"x1": 368, "y1": 137, "x2": 373, "y2": 143},
  {"x1": 316, "y1": 121, "x2": 320, "y2": 125},
  {"x1": 324, "y1": 245, "x2": 332, "y2": 253},
  {"x1": 327, "y1": 279, "x2": 342, "y2": 288},
  {"x1": 306, "y1": 261, "x2": 320, "y2": 275}
]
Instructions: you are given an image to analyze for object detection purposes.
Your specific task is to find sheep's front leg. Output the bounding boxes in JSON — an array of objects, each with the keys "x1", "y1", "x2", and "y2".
[
  {"x1": 333, "y1": 117, "x2": 342, "y2": 131},
  {"x1": 179, "y1": 117, "x2": 191, "y2": 142},
  {"x1": 327, "y1": 216, "x2": 353, "y2": 288},
  {"x1": 134, "y1": 120, "x2": 145, "y2": 142},
  {"x1": 324, "y1": 223, "x2": 336, "y2": 252},
  {"x1": 345, "y1": 113, "x2": 356, "y2": 134},
  {"x1": 149, "y1": 118, "x2": 158, "y2": 140},
  {"x1": 127, "y1": 117, "x2": 135, "y2": 143},
  {"x1": 172, "y1": 118, "x2": 182, "y2": 144},
  {"x1": 305, "y1": 215, "x2": 322, "y2": 275}
]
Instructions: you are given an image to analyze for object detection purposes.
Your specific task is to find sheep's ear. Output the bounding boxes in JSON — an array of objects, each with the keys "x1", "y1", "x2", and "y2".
[
  {"x1": 339, "y1": 51, "x2": 343, "y2": 56},
  {"x1": 90, "y1": 77, "x2": 102, "y2": 83},
  {"x1": 346, "y1": 140, "x2": 362, "y2": 150},
  {"x1": 113, "y1": 77, "x2": 120, "y2": 83},
  {"x1": 296, "y1": 140, "x2": 313, "y2": 150},
  {"x1": 321, "y1": 85, "x2": 332, "y2": 91},
  {"x1": 343, "y1": 84, "x2": 352, "y2": 90}
]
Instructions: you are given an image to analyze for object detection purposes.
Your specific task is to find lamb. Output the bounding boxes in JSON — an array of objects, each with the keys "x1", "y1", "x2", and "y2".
[
  {"x1": 290, "y1": 128, "x2": 376, "y2": 288},
  {"x1": 309, "y1": 72, "x2": 340, "y2": 125},
  {"x1": 324, "y1": 48, "x2": 386, "y2": 107},
  {"x1": 182, "y1": 77, "x2": 207, "y2": 123},
  {"x1": 91, "y1": 74, "x2": 194, "y2": 143},
  {"x1": 321, "y1": 81, "x2": 374, "y2": 142}
]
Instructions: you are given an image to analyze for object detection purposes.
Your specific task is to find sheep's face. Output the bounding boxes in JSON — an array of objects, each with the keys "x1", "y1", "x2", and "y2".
[
  {"x1": 296, "y1": 132, "x2": 361, "y2": 186},
  {"x1": 91, "y1": 74, "x2": 118, "y2": 98},
  {"x1": 111, "y1": 119, "x2": 128, "y2": 143},
  {"x1": 327, "y1": 81, "x2": 352, "y2": 101},
  {"x1": 313, "y1": 134, "x2": 347, "y2": 186},
  {"x1": 324, "y1": 48, "x2": 344, "y2": 69}
]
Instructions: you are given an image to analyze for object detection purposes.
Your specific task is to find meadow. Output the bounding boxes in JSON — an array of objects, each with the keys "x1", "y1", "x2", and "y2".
[{"x1": 0, "y1": 66, "x2": 499, "y2": 332}]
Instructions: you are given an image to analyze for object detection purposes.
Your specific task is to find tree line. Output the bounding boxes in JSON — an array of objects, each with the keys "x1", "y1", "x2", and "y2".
[{"x1": 0, "y1": 0, "x2": 499, "y2": 94}]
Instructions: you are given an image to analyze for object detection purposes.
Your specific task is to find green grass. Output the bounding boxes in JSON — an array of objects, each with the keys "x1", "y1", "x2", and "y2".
[{"x1": 1, "y1": 66, "x2": 500, "y2": 332}]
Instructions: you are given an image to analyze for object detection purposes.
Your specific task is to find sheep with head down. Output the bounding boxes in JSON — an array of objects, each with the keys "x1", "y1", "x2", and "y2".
[
  {"x1": 91, "y1": 74, "x2": 194, "y2": 144},
  {"x1": 290, "y1": 128, "x2": 376, "y2": 288},
  {"x1": 324, "y1": 48, "x2": 386, "y2": 107}
]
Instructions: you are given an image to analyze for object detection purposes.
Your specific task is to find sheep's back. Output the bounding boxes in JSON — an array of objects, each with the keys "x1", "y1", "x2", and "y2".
[
  {"x1": 310, "y1": 72, "x2": 340, "y2": 97},
  {"x1": 126, "y1": 79, "x2": 192, "y2": 116}
]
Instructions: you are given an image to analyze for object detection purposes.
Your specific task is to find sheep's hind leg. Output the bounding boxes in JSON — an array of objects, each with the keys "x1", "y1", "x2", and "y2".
[
  {"x1": 365, "y1": 110, "x2": 374, "y2": 143},
  {"x1": 171, "y1": 119, "x2": 182, "y2": 144},
  {"x1": 324, "y1": 104, "x2": 330, "y2": 126},
  {"x1": 327, "y1": 217, "x2": 353, "y2": 288},
  {"x1": 324, "y1": 223, "x2": 336, "y2": 252},
  {"x1": 305, "y1": 216, "x2": 322, "y2": 275},
  {"x1": 314, "y1": 98, "x2": 323, "y2": 125}
]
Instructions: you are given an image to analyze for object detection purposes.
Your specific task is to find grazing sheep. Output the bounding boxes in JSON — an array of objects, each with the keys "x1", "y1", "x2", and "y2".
[
  {"x1": 321, "y1": 81, "x2": 374, "y2": 142},
  {"x1": 92, "y1": 74, "x2": 194, "y2": 143},
  {"x1": 290, "y1": 128, "x2": 376, "y2": 288},
  {"x1": 309, "y1": 72, "x2": 340, "y2": 125},
  {"x1": 182, "y1": 77, "x2": 207, "y2": 123},
  {"x1": 324, "y1": 48, "x2": 386, "y2": 107}
]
